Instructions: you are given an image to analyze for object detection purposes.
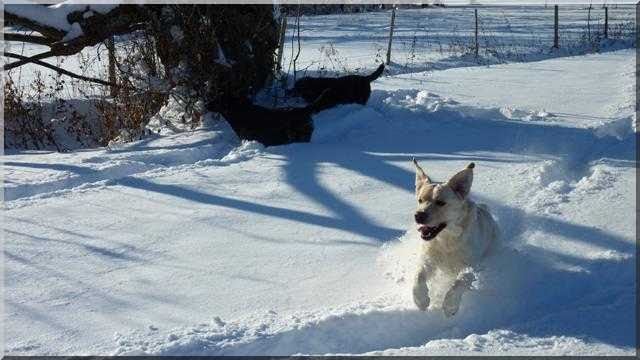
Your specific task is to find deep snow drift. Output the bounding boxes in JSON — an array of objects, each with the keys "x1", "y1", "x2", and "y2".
[{"x1": 4, "y1": 47, "x2": 636, "y2": 356}]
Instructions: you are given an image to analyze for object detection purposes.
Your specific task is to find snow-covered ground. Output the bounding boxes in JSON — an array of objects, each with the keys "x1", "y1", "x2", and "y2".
[
  {"x1": 4, "y1": 45, "x2": 635, "y2": 355},
  {"x1": 3, "y1": 4, "x2": 637, "y2": 355}
]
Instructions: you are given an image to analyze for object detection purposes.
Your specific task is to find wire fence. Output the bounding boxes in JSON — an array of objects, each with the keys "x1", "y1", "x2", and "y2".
[{"x1": 280, "y1": 5, "x2": 636, "y2": 77}]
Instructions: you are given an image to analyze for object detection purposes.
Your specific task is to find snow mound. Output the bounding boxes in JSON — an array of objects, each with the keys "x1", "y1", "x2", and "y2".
[
  {"x1": 573, "y1": 166, "x2": 617, "y2": 193},
  {"x1": 500, "y1": 106, "x2": 554, "y2": 122},
  {"x1": 366, "y1": 329, "x2": 631, "y2": 356},
  {"x1": 367, "y1": 89, "x2": 554, "y2": 126},
  {"x1": 593, "y1": 115, "x2": 636, "y2": 140},
  {"x1": 145, "y1": 94, "x2": 207, "y2": 136}
]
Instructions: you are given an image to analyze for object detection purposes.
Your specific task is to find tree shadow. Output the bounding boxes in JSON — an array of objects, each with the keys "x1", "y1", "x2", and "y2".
[
  {"x1": 6, "y1": 96, "x2": 634, "y2": 245},
  {"x1": 114, "y1": 176, "x2": 403, "y2": 242}
]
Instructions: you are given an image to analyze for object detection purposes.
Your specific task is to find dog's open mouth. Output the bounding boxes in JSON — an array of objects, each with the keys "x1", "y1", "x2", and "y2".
[{"x1": 417, "y1": 223, "x2": 447, "y2": 241}]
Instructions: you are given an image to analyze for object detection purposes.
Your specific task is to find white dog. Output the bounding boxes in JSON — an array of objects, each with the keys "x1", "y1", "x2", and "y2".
[{"x1": 411, "y1": 159, "x2": 499, "y2": 317}]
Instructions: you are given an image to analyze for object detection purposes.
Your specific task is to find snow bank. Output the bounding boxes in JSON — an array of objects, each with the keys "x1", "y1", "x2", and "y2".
[
  {"x1": 366, "y1": 330, "x2": 631, "y2": 356},
  {"x1": 594, "y1": 115, "x2": 637, "y2": 140}
]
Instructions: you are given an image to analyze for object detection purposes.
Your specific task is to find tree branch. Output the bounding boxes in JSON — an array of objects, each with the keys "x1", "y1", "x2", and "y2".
[
  {"x1": 3, "y1": 52, "x2": 117, "y2": 87},
  {"x1": 4, "y1": 11, "x2": 66, "y2": 41},
  {"x1": 3, "y1": 50, "x2": 60, "y2": 71},
  {"x1": 4, "y1": 33, "x2": 54, "y2": 46},
  {"x1": 4, "y1": 5, "x2": 147, "y2": 69}
]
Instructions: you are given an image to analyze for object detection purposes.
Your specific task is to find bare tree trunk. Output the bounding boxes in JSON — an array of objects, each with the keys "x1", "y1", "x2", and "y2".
[
  {"x1": 107, "y1": 36, "x2": 118, "y2": 97},
  {"x1": 604, "y1": 6, "x2": 609, "y2": 39},
  {"x1": 587, "y1": 6, "x2": 592, "y2": 42},
  {"x1": 291, "y1": 5, "x2": 302, "y2": 82},
  {"x1": 276, "y1": 17, "x2": 288, "y2": 73}
]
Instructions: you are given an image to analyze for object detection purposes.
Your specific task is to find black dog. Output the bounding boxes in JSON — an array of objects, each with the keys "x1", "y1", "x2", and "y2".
[
  {"x1": 207, "y1": 90, "x2": 333, "y2": 147},
  {"x1": 292, "y1": 63, "x2": 385, "y2": 110}
]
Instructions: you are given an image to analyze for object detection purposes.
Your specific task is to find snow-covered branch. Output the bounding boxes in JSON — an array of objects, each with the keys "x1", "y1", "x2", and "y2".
[{"x1": 4, "y1": 4, "x2": 145, "y2": 70}]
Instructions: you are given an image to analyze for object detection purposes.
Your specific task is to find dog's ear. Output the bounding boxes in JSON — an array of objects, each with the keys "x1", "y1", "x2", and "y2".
[
  {"x1": 447, "y1": 162, "x2": 475, "y2": 199},
  {"x1": 413, "y1": 158, "x2": 431, "y2": 192}
]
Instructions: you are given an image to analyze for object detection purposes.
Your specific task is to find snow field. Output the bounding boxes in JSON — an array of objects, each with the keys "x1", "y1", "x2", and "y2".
[{"x1": 3, "y1": 13, "x2": 636, "y2": 355}]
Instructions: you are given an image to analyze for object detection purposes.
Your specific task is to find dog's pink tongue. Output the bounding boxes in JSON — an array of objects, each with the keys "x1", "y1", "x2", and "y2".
[{"x1": 417, "y1": 225, "x2": 430, "y2": 234}]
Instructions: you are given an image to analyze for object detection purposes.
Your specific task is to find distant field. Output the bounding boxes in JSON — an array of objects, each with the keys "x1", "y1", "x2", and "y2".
[{"x1": 280, "y1": 5, "x2": 636, "y2": 74}]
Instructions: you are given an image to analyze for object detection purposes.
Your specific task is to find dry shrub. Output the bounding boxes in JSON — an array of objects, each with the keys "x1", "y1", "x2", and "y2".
[
  {"x1": 4, "y1": 74, "x2": 57, "y2": 150},
  {"x1": 3, "y1": 71, "x2": 95, "y2": 151},
  {"x1": 5, "y1": 5, "x2": 279, "y2": 150},
  {"x1": 94, "y1": 84, "x2": 167, "y2": 144}
]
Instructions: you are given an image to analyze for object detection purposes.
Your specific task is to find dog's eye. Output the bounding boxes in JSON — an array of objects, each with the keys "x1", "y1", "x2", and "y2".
[{"x1": 435, "y1": 200, "x2": 446, "y2": 206}]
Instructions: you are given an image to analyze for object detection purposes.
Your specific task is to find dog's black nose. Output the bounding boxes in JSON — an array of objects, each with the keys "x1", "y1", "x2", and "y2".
[{"x1": 414, "y1": 211, "x2": 428, "y2": 224}]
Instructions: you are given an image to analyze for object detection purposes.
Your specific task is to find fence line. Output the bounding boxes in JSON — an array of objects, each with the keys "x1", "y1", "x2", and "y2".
[{"x1": 280, "y1": 5, "x2": 635, "y2": 77}]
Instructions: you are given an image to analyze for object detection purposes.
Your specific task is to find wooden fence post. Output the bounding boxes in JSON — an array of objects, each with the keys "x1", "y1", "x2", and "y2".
[
  {"x1": 553, "y1": 5, "x2": 559, "y2": 49},
  {"x1": 106, "y1": 35, "x2": 117, "y2": 97},
  {"x1": 604, "y1": 6, "x2": 609, "y2": 39},
  {"x1": 386, "y1": 6, "x2": 396, "y2": 65},
  {"x1": 474, "y1": 9, "x2": 479, "y2": 57},
  {"x1": 587, "y1": 6, "x2": 592, "y2": 42},
  {"x1": 276, "y1": 16, "x2": 287, "y2": 73}
]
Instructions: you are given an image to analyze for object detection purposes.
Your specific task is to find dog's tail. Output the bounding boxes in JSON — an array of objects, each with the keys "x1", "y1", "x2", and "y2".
[
  {"x1": 365, "y1": 63, "x2": 385, "y2": 82},
  {"x1": 305, "y1": 88, "x2": 335, "y2": 114}
]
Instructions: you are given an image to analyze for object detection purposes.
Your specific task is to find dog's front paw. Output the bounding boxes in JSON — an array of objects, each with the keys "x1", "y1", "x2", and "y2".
[
  {"x1": 442, "y1": 298, "x2": 460, "y2": 317},
  {"x1": 412, "y1": 284, "x2": 430, "y2": 311},
  {"x1": 442, "y1": 284, "x2": 465, "y2": 317}
]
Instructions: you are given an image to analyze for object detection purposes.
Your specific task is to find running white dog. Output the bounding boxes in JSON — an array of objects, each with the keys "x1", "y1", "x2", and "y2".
[{"x1": 411, "y1": 159, "x2": 499, "y2": 317}]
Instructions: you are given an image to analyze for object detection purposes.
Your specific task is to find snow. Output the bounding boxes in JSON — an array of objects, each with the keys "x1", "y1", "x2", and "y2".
[
  {"x1": 3, "y1": 7, "x2": 636, "y2": 357},
  {"x1": 4, "y1": 116, "x2": 241, "y2": 204},
  {"x1": 61, "y1": 23, "x2": 84, "y2": 42},
  {"x1": 5, "y1": 2, "x2": 118, "y2": 33}
]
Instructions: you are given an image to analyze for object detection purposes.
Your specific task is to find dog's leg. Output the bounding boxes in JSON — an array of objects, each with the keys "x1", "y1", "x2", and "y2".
[
  {"x1": 442, "y1": 272, "x2": 475, "y2": 317},
  {"x1": 412, "y1": 263, "x2": 434, "y2": 311}
]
